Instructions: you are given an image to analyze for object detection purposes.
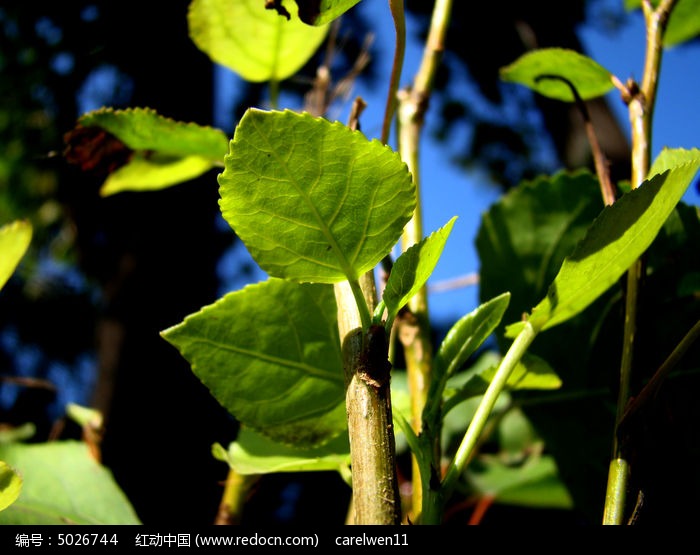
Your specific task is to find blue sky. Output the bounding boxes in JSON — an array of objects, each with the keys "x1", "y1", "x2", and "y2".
[{"x1": 216, "y1": 1, "x2": 700, "y2": 330}]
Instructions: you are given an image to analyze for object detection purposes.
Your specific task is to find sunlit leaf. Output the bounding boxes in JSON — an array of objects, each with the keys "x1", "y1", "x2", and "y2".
[
  {"x1": 648, "y1": 147, "x2": 700, "y2": 177},
  {"x1": 79, "y1": 107, "x2": 228, "y2": 158},
  {"x1": 526, "y1": 152, "x2": 700, "y2": 331},
  {"x1": 188, "y1": 0, "x2": 329, "y2": 82},
  {"x1": 0, "y1": 461, "x2": 22, "y2": 512},
  {"x1": 219, "y1": 109, "x2": 415, "y2": 283},
  {"x1": 434, "y1": 293, "x2": 511, "y2": 381},
  {"x1": 500, "y1": 48, "x2": 614, "y2": 101},
  {"x1": 0, "y1": 220, "x2": 32, "y2": 291},
  {"x1": 75, "y1": 107, "x2": 229, "y2": 195},
  {"x1": 100, "y1": 154, "x2": 216, "y2": 195},
  {"x1": 162, "y1": 278, "x2": 346, "y2": 447},
  {"x1": 217, "y1": 427, "x2": 350, "y2": 475},
  {"x1": 293, "y1": 0, "x2": 362, "y2": 26},
  {"x1": 0, "y1": 441, "x2": 140, "y2": 524},
  {"x1": 625, "y1": 0, "x2": 700, "y2": 46},
  {"x1": 383, "y1": 217, "x2": 457, "y2": 326}
]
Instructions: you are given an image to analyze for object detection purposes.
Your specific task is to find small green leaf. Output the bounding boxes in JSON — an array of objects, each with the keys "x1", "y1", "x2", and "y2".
[
  {"x1": 434, "y1": 292, "x2": 511, "y2": 381},
  {"x1": 219, "y1": 109, "x2": 415, "y2": 283},
  {"x1": 0, "y1": 441, "x2": 140, "y2": 524},
  {"x1": 188, "y1": 0, "x2": 329, "y2": 82},
  {"x1": 0, "y1": 461, "x2": 22, "y2": 512},
  {"x1": 162, "y1": 278, "x2": 346, "y2": 447},
  {"x1": 78, "y1": 107, "x2": 229, "y2": 195},
  {"x1": 0, "y1": 220, "x2": 32, "y2": 291},
  {"x1": 527, "y1": 152, "x2": 700, "y2": 331},
  {"x1": 66, "y1": 403, "x2": 102, "y2": 430},
  {"x1": 80, "y1": 107, "x2": 228, "y2": 159},
  {"x1": 500, "y1": 48, "x2": 614, "y2": 101},
  {"x1": 625, "y1": 0, "x2": 700, "y2": 46},
  {"x1": 100, "y1": 154, "x2": 216, "y2": 196},
  {"x1": 293, "y1": 0, "x2": 362, "y2": 26},
  {"x1": 383, "y1": 217, "x2": 457, "y2": 327},
  {"x1": 220, "y1": 427, "x2": 350, "y2": 475}
]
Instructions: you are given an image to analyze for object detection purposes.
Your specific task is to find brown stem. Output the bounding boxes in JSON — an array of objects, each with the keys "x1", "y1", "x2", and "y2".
[
  {"x1": 214, "y1": 468, "x2": 258, "y2": 525},
  {"x1": 381, "y1": 0, "x2": 406, "y2": 145},
  {"x1": 535, "y1": 74, "x2": 616, "y2": 206}
]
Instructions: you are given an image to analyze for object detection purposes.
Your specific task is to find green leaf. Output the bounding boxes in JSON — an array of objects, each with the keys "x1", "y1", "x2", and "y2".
[
  {"x1": 0, "y1": 220, "x2": 32, "y2": 291},
  {"x1": 481, "y1": 354, "x2": 562, "y2": 390},
  {"x1": 0, "y1": 424, "x2": 36, "y2": 444},
  {"x1": 219, "y1": 109, "x2": 415, "y2": 283},
  {"x1": 219, "y1": 427, "x2": 350, "y2": 475},
  {"x1": 0, "y1": 461, "x2": 22, "y2": 512},
  {"x1": 80, "y1": 107, "x2": 228, "y2": 159},
  {"x1": 162, "y1": 278, "x2": 346, "y2": 447},
  {"x1": 527, "y1": 152, "x2": 700, "y2": 331},
  {"x1": 383, "y1": 217, "x2": 457, "y2": 327},
  {"x1": 649, "y1": 147, "x2": 700, "y2": 177},
  {"x1": 188, "y1": 0, "x2": 329, "y2": 82},
  {"x1": 78, "y1": 107, "x2": 229, "y2": 195},
  {"x1": 434, "y1": 293, "x2": 511, "y2": 382},
  {"x1": 500, "y1": 48, "x2": 614, "y2": 101},
  {"x1": 0, "y1": 441, "x2": 140, "y2": 524},
  {"x1": 443, "y1": 354, "x2": 561, "y2": 415},
  {"x1": 293, "y1": 0, "x2": 362, "y2": 26},
  {"x1": 467, "y1": 454, "x2": 573, "y2": 509},
  {"x1": 100, "y1": 154, "x2": 216, "y2": 196},
  {"x1": 498, "y1": 407, "x2": 539, "y2": 456},
  {"x1": 625, "y1": 0, "x2": 700, "y2": 46},
  {"x1": 477, "y1": 170, "x2": 604, "y2": 340}
]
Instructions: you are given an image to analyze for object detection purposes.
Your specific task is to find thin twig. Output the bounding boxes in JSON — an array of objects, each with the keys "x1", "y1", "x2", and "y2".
[{"x1": 535, "y1": 74, "x2": 616, "y2": 206}]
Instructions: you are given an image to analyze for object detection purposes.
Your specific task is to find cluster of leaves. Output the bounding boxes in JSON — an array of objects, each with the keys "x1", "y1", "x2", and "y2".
[{"x1": 2, "y1": 0, "x2": 699, "y2": 524}]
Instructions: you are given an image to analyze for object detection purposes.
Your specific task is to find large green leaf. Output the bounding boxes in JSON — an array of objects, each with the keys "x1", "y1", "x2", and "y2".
[
  {"x1": 500, "y1": 48, "x2": 614, "y2": 101},
  {"x1": 188, "y1": 0, "x2": 329, "y2": 82},
  {"x1": 0, "y1": 220, "x2": 32, "y2": 291},
  {"x1": 625, "y1": 0, "x2": 700, "y2": 46},
  {"x1": 215, "y1": 427, "x2": 350, "y2": 475},
  {"x1": 162, "y1": 278, "x2": 346, "y2": 447},
  {"x1": 382, "y1": 217, "x2": 457, "y2": 327},
  {"x1": 219, "y1": 109, "x2": 415, "y2": 283},
  {"x1": 78, "y1": 107, "x2": 229, "y2": 195},
  {"x1": 293, "y1": 0, "x2": 362, "y2": 26},
  {"x1": 477, "y1": 170, "x2": 604, "y2": 337},
  {"x1": 524, "y1": 152, "x2": 700, "y2": 332},
  {"x1": 0, "y1": 441, "x2": 140, "y2": 524},
  {"x1": 0, "y1": 461, "x2": 22, "y2": 512}
]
